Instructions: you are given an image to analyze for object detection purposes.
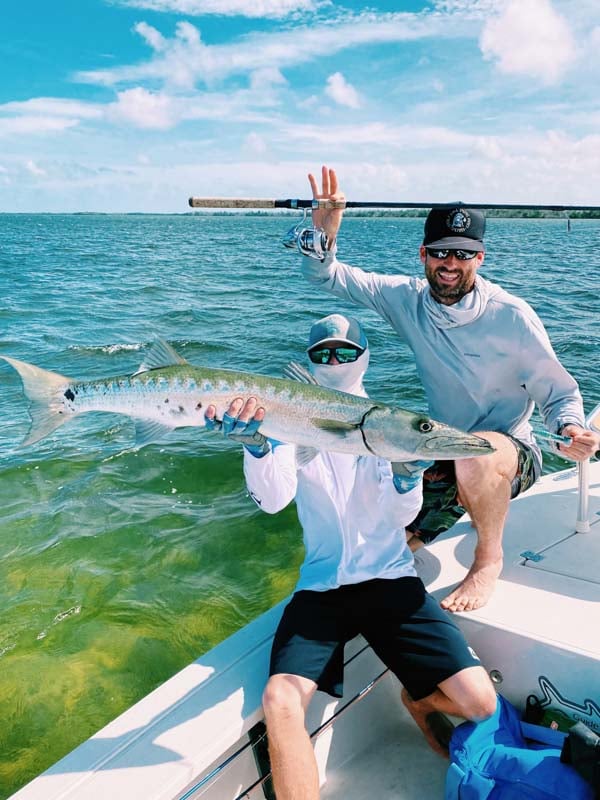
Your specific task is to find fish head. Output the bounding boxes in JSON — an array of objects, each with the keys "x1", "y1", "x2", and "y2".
[{"x1": 362, "y1": 405, "x2": 495, "y2": 461}]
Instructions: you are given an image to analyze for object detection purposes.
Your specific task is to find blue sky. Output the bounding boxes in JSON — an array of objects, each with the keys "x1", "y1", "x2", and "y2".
[{"x1": 0, "y1": 0, "x2": 598, "y2": 212}]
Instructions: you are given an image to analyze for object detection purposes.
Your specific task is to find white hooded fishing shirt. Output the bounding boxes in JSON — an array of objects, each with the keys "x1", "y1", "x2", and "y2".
[
  {"x1": 243, "y1": 344, "x2": 420, "y2": 592},
  {"x1": 243, "y1": 445, "x2": 420, "y2": 592},
  {"x1": 302, "y1": 254, "x2": 585, "y2": 474}
]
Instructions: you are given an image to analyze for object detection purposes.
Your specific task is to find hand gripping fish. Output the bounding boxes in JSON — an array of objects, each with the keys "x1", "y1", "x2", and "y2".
[{"x1": 2, "y1": 340, "x2": 494, "y2": 461}]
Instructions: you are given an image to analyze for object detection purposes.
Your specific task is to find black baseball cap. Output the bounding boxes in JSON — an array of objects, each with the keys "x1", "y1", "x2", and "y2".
[{"x1": 423, "y1": 207, "x2": 486, "y2": 251}]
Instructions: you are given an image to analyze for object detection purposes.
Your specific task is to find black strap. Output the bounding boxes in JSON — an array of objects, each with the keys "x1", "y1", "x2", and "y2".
[{"x1": 561, "y1": 722, "x2": 600, "y2": 797}]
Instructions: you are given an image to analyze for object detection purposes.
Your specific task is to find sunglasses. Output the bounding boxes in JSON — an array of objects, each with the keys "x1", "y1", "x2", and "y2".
[
  {"x1": 308, "y1": 346, "x2": 364, "y2": 365},
  {"x1": 426, "y1": 248, "x2": 478, "y2": 260}
]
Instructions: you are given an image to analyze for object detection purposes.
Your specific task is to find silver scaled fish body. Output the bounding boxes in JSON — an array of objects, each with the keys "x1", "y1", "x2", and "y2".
[{"x1": 2, "y1": 340, "x2": 494, "y2": 461}]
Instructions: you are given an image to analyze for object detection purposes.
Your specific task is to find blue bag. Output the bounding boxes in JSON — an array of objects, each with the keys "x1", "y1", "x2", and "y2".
[{"x1": 445, "y1": 694, "x2": 595, "y2": 799}]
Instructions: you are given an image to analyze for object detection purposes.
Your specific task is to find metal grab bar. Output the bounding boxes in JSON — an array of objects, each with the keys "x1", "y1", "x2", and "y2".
[
  {"x1": 576, "y1": 403, "x2": 600, "y2": 534},
  {"x1": 576, "y1": 459, "x2": 591, "y2": 533}
]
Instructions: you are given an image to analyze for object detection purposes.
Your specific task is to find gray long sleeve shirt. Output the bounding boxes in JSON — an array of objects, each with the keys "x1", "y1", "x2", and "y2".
[{"x1": 302, "y1": 254, "x2": 585, "y2": 474}]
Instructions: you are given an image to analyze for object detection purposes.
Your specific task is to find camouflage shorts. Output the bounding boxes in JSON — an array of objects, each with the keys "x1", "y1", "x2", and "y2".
[{"x1": 406, "y1": 434, "x2": 538, "y2": 545}]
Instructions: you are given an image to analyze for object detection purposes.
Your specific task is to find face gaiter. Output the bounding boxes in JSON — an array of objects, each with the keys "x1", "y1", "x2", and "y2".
[{"x1": 309, "y1": 347, "x2": 370, "y2": 397}]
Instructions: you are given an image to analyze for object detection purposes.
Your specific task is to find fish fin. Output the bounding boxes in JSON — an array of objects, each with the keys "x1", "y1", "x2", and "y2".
[
  {"x1": 134, "y1": 339, "x2": 189, "y2": 375},
  {"x1": 2, "y1": 355, "x2": 74, "y2": 447},
  {"x1": 296, "y1": 446, "x2": 318, "y2": 468},
  {"x1": 283, "y1": 361, "x2": 319, "y2": 385},
  {"x1": 133, "y1": 419, "x2": 174, "y2": 448},
  {"x1": 312, "y1": 418, "x2": 358, "y2": 432}
]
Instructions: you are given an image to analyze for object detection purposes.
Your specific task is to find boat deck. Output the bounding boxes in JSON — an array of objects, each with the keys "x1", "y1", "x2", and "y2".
[
  {"x1": 318, "y1": 670, "x2": 447, "y2": 799},
  {"x1": 9, "y1": 460, "x2": 600, "y2": 800}
]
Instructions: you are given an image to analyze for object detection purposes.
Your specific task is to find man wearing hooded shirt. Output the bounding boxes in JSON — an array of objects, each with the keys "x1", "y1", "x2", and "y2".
[
  {"x1": 205, "y1": 314, "x2": 497, "y2": 800},
  {"x1": 295, "y1": 166, "x2": 599, "y2": 616}
]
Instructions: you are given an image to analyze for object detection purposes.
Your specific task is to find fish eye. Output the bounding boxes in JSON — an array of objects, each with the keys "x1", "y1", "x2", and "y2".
[{"x1": 418, "y1": 419, "x2": 434, "y2": 433}]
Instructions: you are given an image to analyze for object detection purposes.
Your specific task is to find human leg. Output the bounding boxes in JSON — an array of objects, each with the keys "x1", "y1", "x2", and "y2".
[
  {"x1": 401, "y1": 665, "x2": 496, "y2": 757},
  {"x1": 441, "y1": 431, "x2": 519, "y2": 612},
  {"x1": 265, "y1": 589, "x2": 358, "y2": 799},
  {"x1": 407, "y1": 435, "x2": 535, "y2": 611},
  {"x1": 405, "y1": 460, "x2": 467, "y2": 553},
  {"x1": 262, "y1": 673, "x2": 319, "y2": 800},
  {"x1": 362, "y1": 579, "x2": 496, "y2": 755}
]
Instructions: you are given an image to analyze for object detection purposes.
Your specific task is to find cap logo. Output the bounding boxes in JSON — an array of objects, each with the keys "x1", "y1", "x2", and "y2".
[{"x1": 446, "y1": 209, "x2": 471, "y2": 234}]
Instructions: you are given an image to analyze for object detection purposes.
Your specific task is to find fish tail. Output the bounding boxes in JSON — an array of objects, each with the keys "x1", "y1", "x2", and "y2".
[{"x1": 2, "y1": 356, "x2": 74, "y2": 446}]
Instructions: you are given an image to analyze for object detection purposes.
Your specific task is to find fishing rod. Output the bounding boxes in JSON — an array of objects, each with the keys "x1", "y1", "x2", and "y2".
[{"x1": 188, "y1": 197, "x2": 600, "y2": 212}]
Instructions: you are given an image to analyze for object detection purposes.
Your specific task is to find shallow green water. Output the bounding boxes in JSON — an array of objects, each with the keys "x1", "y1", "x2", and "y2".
[{"x1": 0, "y1": 214, "x2": 598, "y2": 797}]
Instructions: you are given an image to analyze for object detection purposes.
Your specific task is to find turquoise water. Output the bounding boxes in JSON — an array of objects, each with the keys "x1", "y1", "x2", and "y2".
[{"x1": 0, "y1": 214, "x2": 599, "y2": 796}]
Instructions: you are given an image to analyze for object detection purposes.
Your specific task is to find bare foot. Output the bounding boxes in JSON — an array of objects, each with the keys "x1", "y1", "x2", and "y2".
[
  {"x1": 440, "y1": 557, "x2": 502, "y2": 612},
  {"x1": 401, "y1": 688, "x2": 450, "y2": 758}
]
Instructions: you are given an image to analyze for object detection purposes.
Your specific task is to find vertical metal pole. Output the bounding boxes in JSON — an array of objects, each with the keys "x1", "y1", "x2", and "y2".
[
  {"x1": 575, "y1": 459, "x2": 591, "y2": 533},
  {"x1": 576, "y1": 403, "x2": 600, "y2": 533}
]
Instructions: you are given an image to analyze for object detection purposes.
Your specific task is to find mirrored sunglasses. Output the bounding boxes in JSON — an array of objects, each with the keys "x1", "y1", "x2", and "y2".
[
  {"x1": 426, "y1": 248, "x2": 478, "y2": 260},
  {"x1": 308, "y1": 346, "x2": 364, "y2": 365}
]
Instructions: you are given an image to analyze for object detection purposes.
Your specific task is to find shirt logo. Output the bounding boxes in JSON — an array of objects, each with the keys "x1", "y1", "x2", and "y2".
[
  {"x1": 447, "y1": 209, "x2": 471, "y2": 233},
  {"x1": 468, "y1": 646, "x2": 480, "y2": 662},
  {"x1": 249, "y1": 491, "x2": 262, "y2": 507}
]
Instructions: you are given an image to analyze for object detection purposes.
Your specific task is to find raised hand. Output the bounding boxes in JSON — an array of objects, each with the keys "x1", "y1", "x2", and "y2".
[{"x1": 307, "y1": 165, "x2": 345, "y2": 246}]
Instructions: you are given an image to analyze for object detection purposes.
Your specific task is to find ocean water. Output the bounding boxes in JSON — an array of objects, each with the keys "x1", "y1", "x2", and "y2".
[{"x1": 0, "y1": 213, "x2": 599, "y2": 796}]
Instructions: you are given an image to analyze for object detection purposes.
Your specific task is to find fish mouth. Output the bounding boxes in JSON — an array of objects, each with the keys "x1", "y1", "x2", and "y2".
[{"x1": 422, "y1": 433, "x2": 495, "y2": 457}]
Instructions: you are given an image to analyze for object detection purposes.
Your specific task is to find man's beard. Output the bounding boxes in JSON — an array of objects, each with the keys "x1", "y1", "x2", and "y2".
[{"x1": 425, "y1": 263, "x2": 476, "y2": 304}]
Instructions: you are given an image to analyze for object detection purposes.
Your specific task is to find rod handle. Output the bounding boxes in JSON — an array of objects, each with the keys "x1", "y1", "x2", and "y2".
[{"x1": 188, "y1": 197, "x2": 276, "y2": 209}]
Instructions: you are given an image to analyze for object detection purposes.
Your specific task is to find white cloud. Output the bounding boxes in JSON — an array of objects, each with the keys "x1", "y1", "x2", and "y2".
[
  {"x1": 249, "y1": 67, "x2": 287, "y2": 92},
  {"x1": 2, "y1": 126, "x2": 599, "y2": 212},
  {"x1": 0, "y1": 98, "x2": 102, "y2": 119},
  {"x1": 261, "y1": 121, "x2": 600, "y2": 203},
  {"x1": 297, "y1": 94, "x2": 319, "y2": 110},
  {"x1": 325, "y1": 72, "x2": 361, "y2": 109},
  {"x1": 0, "y1": 116, "x2": 80, "y2": 136},
  {"x1": 115, "y1": 0, "x2": 319, "y2": 18},
  {"x1": 0, "y1": 78, "x2": 286, "y2": 136},
  {"x1": 74, "y1": 13, "x2": 459, "y2": 88},
  {"x1": 433, "y1": 0, "x2": 499, "y2": 16},
  {"x1": 105, "y1": 81, "x2": 284, "y2": 131},
  {"x1": 108, "y1": 88, "x2": 178, "y2": 129},
  {"x1": 25, "y1": 160, "x2": 46, "y2": 177},
  {"x1": 279, "y1": 121, "x2": 474, "y2": 150},
  {"x1": 2, "y1": 1, "x2": 599, "y2": 212},
  {"x1": 471, "y1": 136, "x2": 503, "y2": 160},
  {"x1": 243, "y1": 132, "x2": 268, "y2": 154},
  {"x1": 480, "y1": 0, "x2": 575, "y2": 84},
  {"x1": 135, "y1": 21, "x2": 168, "y2": 52}
]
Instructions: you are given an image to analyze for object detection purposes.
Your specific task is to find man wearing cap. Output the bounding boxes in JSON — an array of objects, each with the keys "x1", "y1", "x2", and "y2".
[
  {"x1": 205, "y1": 313, "x2": 497, "y2": 800},
  {"x1": 295, "y1": 166, "x2": 598, "y2": 614}
]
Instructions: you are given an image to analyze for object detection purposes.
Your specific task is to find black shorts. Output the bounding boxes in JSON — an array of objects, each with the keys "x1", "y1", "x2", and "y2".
[
  {"x1": 407, "y1": 434, "x2": 538, "y2": 545},
  {"x1": 270, "y1": 576, "x2": 481, "y2": 701}
]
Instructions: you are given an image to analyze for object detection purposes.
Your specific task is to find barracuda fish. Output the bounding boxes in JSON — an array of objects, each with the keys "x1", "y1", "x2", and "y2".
[{"x1": 2, "y1": 340, "x2": 494, "y2": 460}]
